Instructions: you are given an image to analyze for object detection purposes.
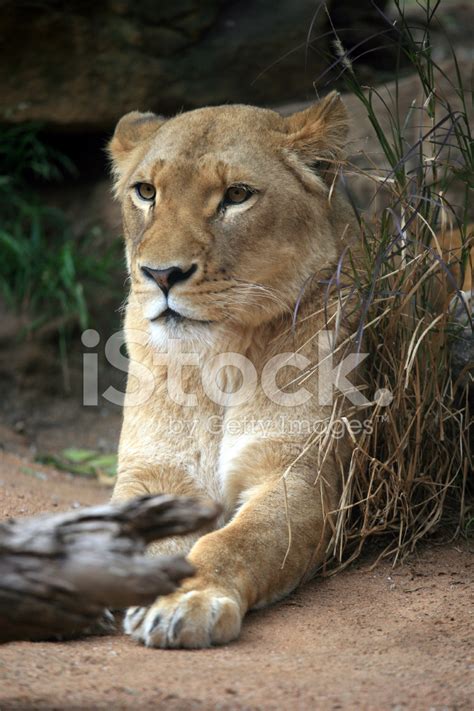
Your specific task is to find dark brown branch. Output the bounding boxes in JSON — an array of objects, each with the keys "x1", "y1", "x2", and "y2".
[{"x1": 0, "y1": 495, "x2": 219, "y2": 644}]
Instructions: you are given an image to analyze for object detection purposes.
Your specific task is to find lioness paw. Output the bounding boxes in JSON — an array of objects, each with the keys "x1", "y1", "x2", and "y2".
[{"x1": 124, "y1": 590, "x2": 242, "y2": 648}]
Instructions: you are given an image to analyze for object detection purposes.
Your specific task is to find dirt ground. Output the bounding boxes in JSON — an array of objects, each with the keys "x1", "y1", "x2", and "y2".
[{"x1": 0, "y1": 451, "x2": 472, "y2": 711}]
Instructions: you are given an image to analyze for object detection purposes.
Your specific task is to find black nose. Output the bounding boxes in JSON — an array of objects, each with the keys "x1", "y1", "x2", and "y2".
[{"x1": 141, "y1": 264, "x2": 197, "y2": 295}]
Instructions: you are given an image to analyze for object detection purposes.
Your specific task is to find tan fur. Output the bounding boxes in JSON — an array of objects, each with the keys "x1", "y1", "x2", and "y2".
[{"x1": 109, "y1": 93, "x2": 360, "y2": 648}]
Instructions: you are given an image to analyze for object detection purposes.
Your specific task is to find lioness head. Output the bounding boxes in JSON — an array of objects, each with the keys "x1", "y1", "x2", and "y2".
[{"x1": 109, "y1": 93, "x2": 349, "y2": 343}]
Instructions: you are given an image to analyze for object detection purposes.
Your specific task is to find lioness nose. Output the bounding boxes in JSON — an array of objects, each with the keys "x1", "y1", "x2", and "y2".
[{"x1": 141, "y1": 264, "x2": 197, "y2": 295}]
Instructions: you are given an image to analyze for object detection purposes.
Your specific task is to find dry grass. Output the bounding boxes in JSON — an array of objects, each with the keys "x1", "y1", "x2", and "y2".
[
  {"x1": 308, "y1": 0, "x2": 473, "y2": 570},
  {"x1": 325, "y1": 222, "x2": 472, "y2": 570}
]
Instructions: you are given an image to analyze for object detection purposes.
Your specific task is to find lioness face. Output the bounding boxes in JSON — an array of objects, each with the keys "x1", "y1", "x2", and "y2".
[{"x1": 109, "y1": 96, "x2": 348, "y2": 340}]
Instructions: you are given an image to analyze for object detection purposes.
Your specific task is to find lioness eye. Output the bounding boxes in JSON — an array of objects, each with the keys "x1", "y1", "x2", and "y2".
[
  {"x1": 135, "y1": 182, "x2": 156, "y2": 201},
  {"x1": 224, "y1": 185, "x2": 252, "y2": 205}
]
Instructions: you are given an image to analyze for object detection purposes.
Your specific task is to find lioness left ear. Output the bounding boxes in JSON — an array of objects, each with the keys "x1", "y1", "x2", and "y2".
[
  {"x1": 108, "y1": 111, "x2": 165, "y2": 157},
  {"x1": 283, "y1": 91, "x2": 348, "y2": 181},
  {"x1": 108, "y1": 111, "x2": 165, "y2": 175}
]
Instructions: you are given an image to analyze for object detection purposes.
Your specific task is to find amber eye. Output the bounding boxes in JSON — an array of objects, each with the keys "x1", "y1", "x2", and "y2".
[
  {"x1": 223, "y1": 185, "x2": 253, "y2": 206},
  {"x1": 135, "y1": 182, "x2": 156, "y2": 202}
]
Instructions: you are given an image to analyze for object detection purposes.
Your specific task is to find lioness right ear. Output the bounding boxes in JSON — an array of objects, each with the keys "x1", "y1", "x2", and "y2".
[
  {"x1": 283, "y1": 92, "x2": 349, "y2": 183},
  {"x1": 108, "y1": 110, "x2": 165, "y2": 174}
]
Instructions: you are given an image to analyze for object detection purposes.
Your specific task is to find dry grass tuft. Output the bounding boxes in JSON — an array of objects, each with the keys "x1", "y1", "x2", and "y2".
[
  {"x1": 312, "y1": 0, "x2": 473, "y2": 569},
  {"x1": 325, "y1": 223, "x2": 472, "y2": 570}
]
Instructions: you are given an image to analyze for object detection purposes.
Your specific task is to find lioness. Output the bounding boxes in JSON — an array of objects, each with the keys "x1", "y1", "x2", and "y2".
[{"x1": 109, "y1": 92, "x2": 360, "y2": 648}]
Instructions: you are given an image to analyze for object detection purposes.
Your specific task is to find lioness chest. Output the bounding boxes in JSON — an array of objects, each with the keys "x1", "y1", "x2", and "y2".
[{"x1": 135, "y1": 348, "x2": 269, "y2": 515}]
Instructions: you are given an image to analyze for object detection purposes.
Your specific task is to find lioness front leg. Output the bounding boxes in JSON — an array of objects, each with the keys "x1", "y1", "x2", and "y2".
[
  {"x1": 111, "y1": 463, "x2": 207, "y2": 557},
  {"x1": 128, "y1": 470, "x2": 334, "y2": 648},
  {"x1": 111, "y1": 464, "x2": 219, "y2": 638}
]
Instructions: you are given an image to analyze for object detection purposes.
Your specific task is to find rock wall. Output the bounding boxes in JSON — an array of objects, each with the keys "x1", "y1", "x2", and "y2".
[{"x1": 1, "y1": 0, "x2": 330, "y2": 130}]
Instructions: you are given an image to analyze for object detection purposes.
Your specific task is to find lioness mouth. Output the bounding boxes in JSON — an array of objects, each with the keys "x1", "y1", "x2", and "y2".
[
  {"x1": 152, "y1": 308, "x2": 212, "y2": 325},
  {"x1": 152, "y1": 307, "x2": 184, "y2": 322}
]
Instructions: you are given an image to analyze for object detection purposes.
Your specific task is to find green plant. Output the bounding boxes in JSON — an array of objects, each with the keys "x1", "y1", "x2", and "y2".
[{"x1": 0, "y1": 123, "x2": 121, "y2": 385}]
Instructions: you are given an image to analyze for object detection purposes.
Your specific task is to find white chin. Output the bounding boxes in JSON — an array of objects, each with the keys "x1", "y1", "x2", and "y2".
[
  {"x1": 148, "y1": 317, "x2": 212, "y2": 349},
  {"x1": 148, "y1": 320, "x2": 171, "y2": 349}
]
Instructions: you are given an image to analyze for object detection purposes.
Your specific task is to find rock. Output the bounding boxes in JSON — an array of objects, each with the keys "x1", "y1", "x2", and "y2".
[
  {"x1": 0, "y1": 0, "x2": 394, "y2": 131},
  {"x1": 450, "y1": 290, "x2": 474, "y2": 391},
  {"x1": 0, "y1": 0, "x2": 323, "y2": 129}
]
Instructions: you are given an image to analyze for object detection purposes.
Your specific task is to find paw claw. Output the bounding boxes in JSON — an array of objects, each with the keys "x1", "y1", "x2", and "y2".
[
  {"x1": 170, "y1": 615, "x2": 184, "y2": 641},
  {"x1": 124, "y1": 606, "x2": 148, "y2": 636},
  {"x1": 148, "y1": 613, "x2": 162, "y2": 635}
]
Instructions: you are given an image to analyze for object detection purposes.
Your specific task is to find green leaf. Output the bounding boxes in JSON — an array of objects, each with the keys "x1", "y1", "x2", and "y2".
[{"x1": 36, "y1": 449, "x2": 118, "y2": 481}]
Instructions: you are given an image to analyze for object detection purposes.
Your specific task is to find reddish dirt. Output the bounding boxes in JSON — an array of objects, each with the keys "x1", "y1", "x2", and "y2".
[{"x1": 0, "y1": 451, "x2": 473, "y2": 710}]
